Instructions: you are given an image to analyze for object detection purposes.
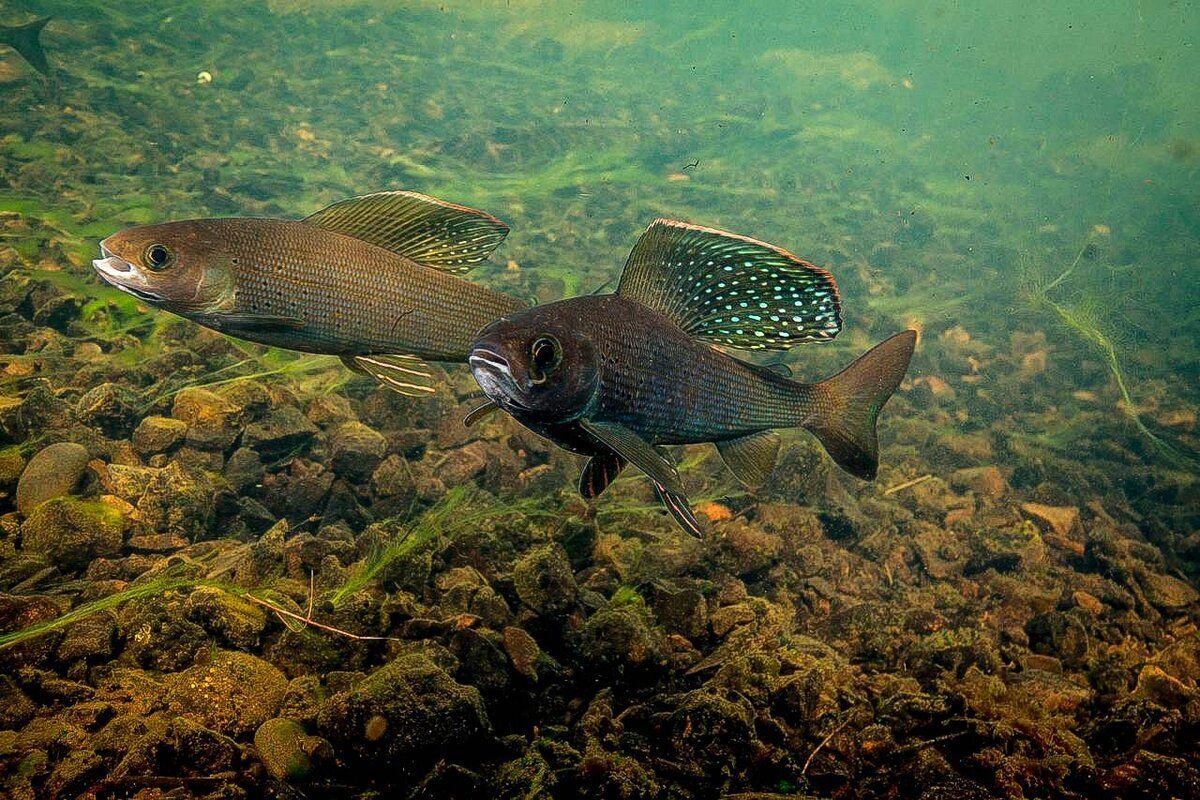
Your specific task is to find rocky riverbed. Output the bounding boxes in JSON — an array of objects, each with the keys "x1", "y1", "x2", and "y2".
[{"x1": 1, "y1": 232, "x2": 1197, "y2": 799}]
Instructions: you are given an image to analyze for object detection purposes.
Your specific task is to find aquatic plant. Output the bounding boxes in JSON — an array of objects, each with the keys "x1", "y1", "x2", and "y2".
[
  {"x1": 331, "y1": 486, "x2": 560, "y2": 606},
  {"x1": 1020, "y1": 238, "x2": 1197, "y2": 469}
]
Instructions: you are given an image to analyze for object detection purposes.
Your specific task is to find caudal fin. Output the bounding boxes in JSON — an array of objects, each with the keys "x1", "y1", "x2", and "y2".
[
  {"x1": 1, "y1": 17, "x2": 51, "y2": 75},
  {"x1": 806, "y1": 330, "x2": 916, "y2": 480}
]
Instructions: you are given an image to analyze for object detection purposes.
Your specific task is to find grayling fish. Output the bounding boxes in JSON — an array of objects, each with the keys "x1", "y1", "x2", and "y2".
[
  {"x1": 468, "y1": 219, "x2": 916, "y2": 535},
  {"x1": 92, "y1": 191, "x2": 528, "y2": 394},
  {"x1": 0, "y1": 17, "x2": 50, "y2": 75}
]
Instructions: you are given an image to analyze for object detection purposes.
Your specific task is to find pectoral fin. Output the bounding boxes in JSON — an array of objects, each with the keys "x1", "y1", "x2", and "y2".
[
  {"x1": 345, "y1": 353, "x2": 436, "y2": 397},
  {"x1": 463, "y1": 401, "x2": 499, "y2": 427},
  {"x1": 579, "y1": 450, "x2": 626, "y2": 499},
  {"x1": 653, "y1": 481, "x2": 704, "y2": 537},
  {"x1": 616, "y1": 219, "x2": 841, "y2": 349},
  {"x1": 303, "y1": 190, "x2": 508, "y2": 273},
  {"x1": 715, "y1": 431, "x2": 781, "y2": 488},
  {"x1": 579, "y1": 420, "x2": 683, "y2": 495}
]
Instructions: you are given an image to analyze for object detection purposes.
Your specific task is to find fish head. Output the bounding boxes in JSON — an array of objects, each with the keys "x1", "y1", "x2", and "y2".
[
  {"x1": 470, "y1": 307, "x2": 600, "y2": 422},
  {"x1": 92, "y1": 220, "x2": 236, "y2": 313}
]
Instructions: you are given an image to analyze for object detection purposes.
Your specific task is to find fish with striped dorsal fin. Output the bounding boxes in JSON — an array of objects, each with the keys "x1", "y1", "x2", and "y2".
[
  {"x1": 92, "y1": 191, "x2": 527, "y2": 395},
  {"x1": 468, "y1": 219, "x2": 915, "y2": 535}
]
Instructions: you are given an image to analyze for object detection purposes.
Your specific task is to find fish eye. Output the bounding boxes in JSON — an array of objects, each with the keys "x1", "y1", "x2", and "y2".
[
  {"x1": 529, "y1": 335, "x2": 561, "y2": 384},
  {"x1": 143, "y1": 243, "x2": 174, "y2": 271}
]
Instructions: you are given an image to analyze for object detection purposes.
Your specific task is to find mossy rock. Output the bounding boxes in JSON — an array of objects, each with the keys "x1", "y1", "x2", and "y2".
[
  {"x1": 20, "y1": 497, "x2": 123, "y2": 570},
  {"x1": 316, "y1": 653, "x2": 490, "y2": 780},
  {"x1": 15, "y1": 442, "x2": 89, "y2": 516},
  {"x1": 254, "y1": 717, "x2": 316, "y2": 782},
  {"x1": 512, "y1": 542, "x2": 578, "y2": 614},
  {"x1": 164, "y1": 649, "x2": 288, "y2": 738}
]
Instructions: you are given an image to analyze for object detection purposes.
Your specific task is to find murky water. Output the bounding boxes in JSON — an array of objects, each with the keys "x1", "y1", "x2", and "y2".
[{"x1": 1, "y1": 2, "x2": 1196, "y2": 798}]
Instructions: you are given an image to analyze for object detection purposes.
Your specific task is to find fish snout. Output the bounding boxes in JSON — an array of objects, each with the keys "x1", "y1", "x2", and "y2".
[
  {"x1": 92, "y1": 255, "x2": 132, "y2": 275},
  {"x1": 468, "y1": 344, "x2": 512, "y2": 377},
  {"x1": 91, "y1": 249, "x2": 163, "y2": 301}
]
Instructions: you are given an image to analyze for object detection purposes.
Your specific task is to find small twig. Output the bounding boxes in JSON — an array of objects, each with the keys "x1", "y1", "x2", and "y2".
[
  {"x1": 883, "y1": 473, "x2": 933, "y2": 495},
  {"x1": 245, "y1": 594, "x2": 401, "y2": 643},
  {"x1": 307, "y1": 570, "x2": 314, "y2": 620},
  {"x1": 801, "y1": 713, "x2": 856, "y2": 776}
]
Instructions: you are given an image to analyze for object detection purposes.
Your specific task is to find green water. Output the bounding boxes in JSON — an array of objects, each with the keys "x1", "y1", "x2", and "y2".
[{"x1": 1, "y1": 2, "x2": 1197, "y2": 798}]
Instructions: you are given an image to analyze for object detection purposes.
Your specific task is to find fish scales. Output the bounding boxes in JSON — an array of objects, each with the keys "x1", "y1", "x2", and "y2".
[
  {"x1": 468, "y1": 217, "x2": 915, "y2": 535},
  {"x1": 218, "y1": 220, "x2": 523, "y2": 360}
]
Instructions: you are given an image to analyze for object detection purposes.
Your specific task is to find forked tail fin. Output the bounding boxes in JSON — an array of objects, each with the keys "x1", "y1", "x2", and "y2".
[
  {"x1": 1, "y1": 17, "x2": 51, "y2": 75},
  {"x1": 806, "y1": 330, "x2": 916, "y2": 480}
]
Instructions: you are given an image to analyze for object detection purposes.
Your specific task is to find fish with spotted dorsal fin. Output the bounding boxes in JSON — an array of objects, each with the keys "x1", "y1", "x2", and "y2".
[
  {"x1": 92, "y1": 191, "x2": 527, "y2": 395},
  {"x1": 467, "y1": 219, "x2": 915, "y2": 535}
]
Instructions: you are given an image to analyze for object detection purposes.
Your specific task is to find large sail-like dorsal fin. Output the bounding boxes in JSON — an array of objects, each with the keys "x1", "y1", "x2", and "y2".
[
  {"x1": 303, "y1": 190, "x2": 509, "y2": 273},
  {"x1": 616, "y1": 219, "x2": 842, "y2": 349}
]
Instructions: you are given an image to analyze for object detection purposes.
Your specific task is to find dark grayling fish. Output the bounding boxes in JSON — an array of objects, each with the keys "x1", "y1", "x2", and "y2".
[
  {"x1": 468, "y1": 219, "x2": 916, "y2": 535},
  {"x1": 0, "y1": 17, "x2": 50, "y2": 75},
  {"x1": 93, "y1": 191, "x2": 527, "y2": 394}
]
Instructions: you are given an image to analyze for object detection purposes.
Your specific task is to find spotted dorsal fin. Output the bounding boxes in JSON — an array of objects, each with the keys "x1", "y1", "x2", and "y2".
[
  {"x1": 304, "y1": 191, "x2": 508, "y2": 273},
  {"x1": 616, "y1": 219, "x2": 842, "y2": 349}
]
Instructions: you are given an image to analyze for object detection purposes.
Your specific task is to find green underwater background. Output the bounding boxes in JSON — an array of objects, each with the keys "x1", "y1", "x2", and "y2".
[{"x1": 0, "y1": 1, "x2": 1197, "y2": 797}]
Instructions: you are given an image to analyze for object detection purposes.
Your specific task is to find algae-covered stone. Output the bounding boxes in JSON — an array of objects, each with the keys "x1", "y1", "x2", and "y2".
[
  {"x1": 0, "y1": 447, "x2": 25, "y2": 491},
  {"x1": 75, "y1": 382, "x2": 140, "y2": 438},
  {"x1": 244, "y1": 405, "x2": 319, "y2": 460},
  {"x1": 137, "y1": 461, "x2": 214, "y2": 539},
  {"x1": 580, "y1": 595, "x2": 668, "y2": 676},
  {"x1": 1137, "y1": 571, "x2": 1199, "y2": 610},
  {"x1": 20, "y1": 497, "x2": 123, "y2": 570},
  {"x1": 15, "y1": 442, "x2": 89, "y2": 516},
  {"x1": 131, "y1": 416, "x2": 187, "y2": 456},
  {"x1": 502, "y1": 626, "x2": 540, "y2": 681},
  {"x1": 328, "y1": 421, "x2": 386, "y2": 480},
  {"x1": 165, "y1": 649, "x2": 288, "y2": 737},
  {"x1": 513, "y1": 543, "x2": 578, "y2": 614},
  {"x1": 172, "y1": 387, "x2": 242, "y2": 451},
  {"x1": 316, "y1": 653, "x2": 490, "y2": 777},
  {"x1": 184, "y1": 586, "x2": 269, "y2": 650},
  {"x1": 254, "y1": 717, "x2": 315, "y2": 781}
]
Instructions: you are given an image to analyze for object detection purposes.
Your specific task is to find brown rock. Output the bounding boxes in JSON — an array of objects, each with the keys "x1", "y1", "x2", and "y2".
[
  {"x1": 328, "y1": 421, "x2": 387, "y2": 480},
  {"x1": 949, "y1": 466, "x2": 1008, "y2": 499},
  {"x1": 172, "y1": 388, "x2": 242, "y2": 451},
  {"x1": 1131, "y1": 665, "x2": 1195, "y2": 707},
  {"x1": 127, "y1": 533, "x2": 189, "y2": 553},
  {"x1": 1138, "y1": 572, "x2": 1200, "y2": 610},
  {"x1": 502, "y1": 626, "x2": 540, "y2": 681},
  {"x1": 132, "y1": 416, "x2": 187, "y2": 456},
  {"x1": 710, "y1": 603, "x2": 756, "y2": 636},
  {"x1": 1072, "y1": 590, "x2": 1104, "y2": 615},
  {"x1": 1021, "y1": 502, "x2": 1081, "y2": 538}
]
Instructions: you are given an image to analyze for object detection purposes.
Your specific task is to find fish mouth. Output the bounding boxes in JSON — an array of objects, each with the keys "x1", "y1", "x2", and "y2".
[
  {"x1": 91, "y1": 245, "x2": 163, "y2": 302},
  {"x1": 469, "y1": 346, "x2": 528, "y2": 410}
]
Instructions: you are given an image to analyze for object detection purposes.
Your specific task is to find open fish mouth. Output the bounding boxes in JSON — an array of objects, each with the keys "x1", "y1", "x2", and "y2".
[
  {"x1": 469, "y1": 346, "x2": 527, "y2": 410},
  {"x1": 91, "y1": 247, "x2": 163, "y2": 302}
]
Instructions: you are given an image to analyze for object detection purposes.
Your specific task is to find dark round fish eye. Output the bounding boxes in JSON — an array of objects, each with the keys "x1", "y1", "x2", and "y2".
[
  {"x1": 143, "y1": 243, "x2": 174, "y2": 271},
  {"x1": 529, "y1": 335, "x2": 561, "y2": 384}
]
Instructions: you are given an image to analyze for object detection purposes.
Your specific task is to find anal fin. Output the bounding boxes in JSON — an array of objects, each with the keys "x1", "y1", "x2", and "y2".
[
  {"x1": 715, "y1": 430, "x2": 781, "y2": 488},
  {"x1": 346, "y1": 353, "x2": 436, "y2": 397},
  {"x1": 579, "y1": 451, "x2": 626, "y2": 499}
]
